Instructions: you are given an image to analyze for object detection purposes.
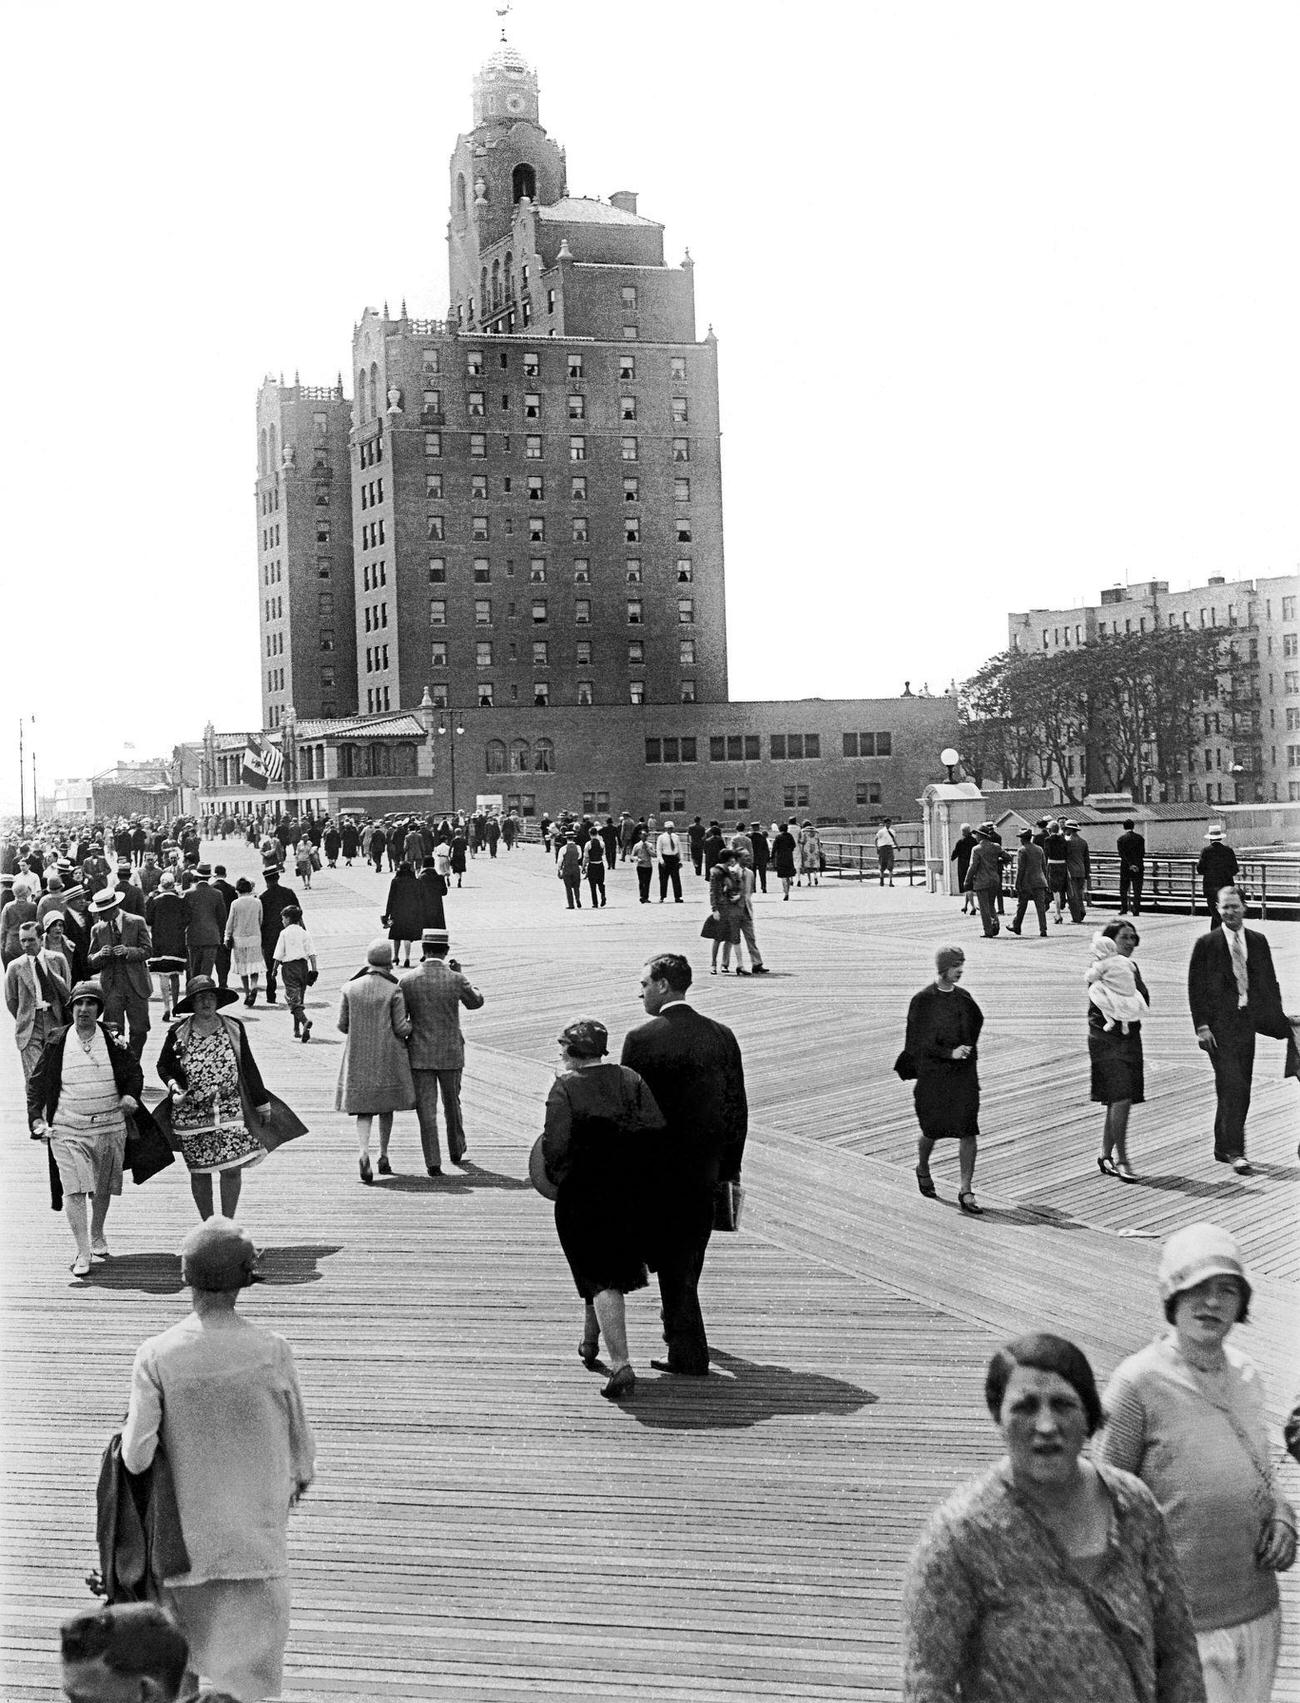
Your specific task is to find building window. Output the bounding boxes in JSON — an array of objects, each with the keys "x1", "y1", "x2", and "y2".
[
  {"x1": 619, "y1": 354, "x2": 636, "y2": 381},
  {"x1": 622, "y1": 325, "x2": 638, "y2": 341},
  {"x1": 629, "y1": 680, "x2": 645, "y2": 703},
  {"x1": 671, "y1": 397, "x2": 689, "y2": 425},
  {"x1": 576, "y1": 639, "x2": 592, "y2": 665},
  {"x1": 429, "y1": 558, "x2": 446, "y2": 583},
  {"x1": 620, "y1": 395, "x2": 637, "y2": 422},
  {"x1": 476, "y1": 641, "x2": 493, "y2": 667},
  {"x1": 320, "y1": 630, "x2": 335, "y2": 651},
  {"x1": 470, "y1": 433, "x2": 486, "y2": 457},
  {"x1": 623, "y1": 477, "x2": 639, "y2": 503},
  {"x1": 723, "y1": 787, "x2": 749, "y2": 811},
  {"x1": 679, "y1": 639, "x2": 695, "y2": 665},
  {"x1": 570, "y1": 475, "x2": 587, "y2": 501},
  {"x1": 856, "y1": 781, "x2": 883, "y2": 806},
  {"x1": 621, "y1": 285, "x2": 638, "y2": 310},
  {"x1": 486, "y1": 739, "x2": 506, "y2": 773},
  {"x1": 425, "y1": 432, "x2": 442, "y2": 457},
  {"x1": 573, "y1": 558, "x2": 590, "y2": 582},
  {"x1": 523, "y1": 393, "x2": 541, "y2": 419},
  {"x1": 532, "y1": 681, "x2": 550, "y2": 707},
  {"x1": 319, "y1": 592, "x2": 333, "y2": 618},
  {"x1": 531, "y1": 600, "x2": 548, "y2": 623},
  {"x1": 843, "y1": 731, "x2": 893, "y2": 756},
  {"x1": 317, "y1": 557, "x2": 331, "y2": 579},
  {"x1": 567, "y1": 354, "x2": 583, "y2": 379},
  {"x1": 529, "y1": 559, "x2": 547, "y2": 582},
  {"x1": 678, "y1": 598, "x2": 694, "y2": 624},
  {"x1": 672, "y1": 438, "x2": 690, "y2": 462},
  {"x1": 571, "y1": 517, "x2": 589, "y2": 543},
  {"x1": 534, "y1": 738, "x2": 554, "y2": 772},
  {"x1": 527, "y1": 475, "x2": 544, "y2": 500},
  {"x1": 468, "y1": 391, "x2": 485, "y2": 416},
  {"x1": 474, "y1": 599, "x2": 492, "y2": 625},
  {"x1": 532, "y1": 640, "x2": 549, "y2": 666},
  {"x1": 628, "y1": 640, "x2": 645, "y2": 663},
  {"x1": 427, "y1": 515, "x2": 445, "y2": 542},
  {"x1": 1285, "y1": 634, "x2": 1299, "y2": 658},
  {"x1": 680, "y1": 680, "x2": 696, "y2": 703},
  {"x1": 620, "y1": 437, "x2": 639, "y2": 461},
  {"x1": 525, "y1": 435, "x2": 543, "y2": 459},
  {"x1": 474, "y1": 560, "x2": 491, "y2": 583},
  {"x1": 576, "y1": 680, "x2": 594, "y2": 705},
  {"x1": 575, "y1": 600, "x2": 591, "y2": 625},
  {"x1": 423, "y1": 389, "x2": 441, "y2": 411},
  {"x1": 568, "y1": 435, "x2": 587, "y2": 461},
  {"x1": 783, "y1": 785, "x2": 810, "y2": 809},
  {"x1": 478, "y1": 683, "x2": 495, "y2": 708},
  {"x1": 316, "y1": 521, "x2": 330, "y2": 544},
  {"x1": 625, "y1": 518, "x2": 640, "y2": 543},
  {"x1": 1282, "y1": 595, "x2": 1296, "y2": 620},
  {"x1": 431, "y1": 641, "x2": 447, "y2": 668},
  {"x1": 567, "y1": 393, "x2": 585, "y2": 420},
  {"x1": 676, "y1": 518, "x2": 693, "y2": 543},
  {"x1": 627, "y1": 599, "x2": 643, "y2": 624},
  {"x1": 529, "y1": 517, "x2": 546, "y2": 544},
  {"x1": 677, "y1": 559, "x2": 693, "y2": 582}
]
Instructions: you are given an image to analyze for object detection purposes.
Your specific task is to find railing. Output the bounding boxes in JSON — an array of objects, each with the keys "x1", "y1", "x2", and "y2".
[
  {"x1": 298, "y1": 385, "x2": 341, "y2": 401},
  {"x1": 820, "y1": 840, "x2": 928, "y2": 884},
  {"x1": 1084, "y1": 854, "x2": 1299, "y2": 920}
]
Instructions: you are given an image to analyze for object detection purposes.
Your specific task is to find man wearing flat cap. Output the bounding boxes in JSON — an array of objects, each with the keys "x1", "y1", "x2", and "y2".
[
  {"x1": 121, "y1": 1217, "x2": 315, "y2": 1702},
  {"x1": 400, "y1": 928, "x2": 485, "y2": 1175},
  {"x1": 87, "y1": 888, "x2": 154, "y2": 1060}
]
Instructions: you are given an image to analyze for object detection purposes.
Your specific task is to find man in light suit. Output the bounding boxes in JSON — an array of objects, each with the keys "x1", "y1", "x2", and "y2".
[
  {"x1": 87, "y1": 888, "x2": 153, "y2": 1059},
  {"x1": 399, "y1": 927, "x2": 484, "y2": 1176},
  {"x1": 621, "y1": 953, "x2": 748, "y2": 1376},
  {"x1": 5, "y1": 920, "x2": 70, "y2": 1080},
  {"x1": 1188, "y1": 884, "x2": 1298, "y2": 1175}
]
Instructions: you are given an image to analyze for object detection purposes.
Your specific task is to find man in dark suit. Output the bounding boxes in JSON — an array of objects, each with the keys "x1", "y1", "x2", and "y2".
[
  {"x1": 1188, "y1": 884, "x2": 1297, "y2": 1175},
  {"x1": 1115, "y1": 819, "x2": 1146, "y2": 916},
  {"x1": 211, "y1": 864, "x2": 238, "y2": 989},
  {"x1": 620, "y1": 953, "x2": 748, "y2": 1376},
  {"x1": 258, "y1": 865, "x2": 299, "y2": 1006},
  {"x1": 182, "y1": 864, "x2": 227, "y2": 980}
]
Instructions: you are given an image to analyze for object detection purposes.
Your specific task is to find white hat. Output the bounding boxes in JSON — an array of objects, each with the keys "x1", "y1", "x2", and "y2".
[
  {"x1": 1205, "y1": 825, "x2": 1225, "y2": 840},
  {"x1": 1157, "y1": 1222, "x2": 1251, "y2": 1308}
]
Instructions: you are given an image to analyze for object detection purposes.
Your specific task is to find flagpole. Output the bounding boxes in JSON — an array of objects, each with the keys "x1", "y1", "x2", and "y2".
[{"x1": 17, "y1": 717, "x2": 25, "y2": 835}]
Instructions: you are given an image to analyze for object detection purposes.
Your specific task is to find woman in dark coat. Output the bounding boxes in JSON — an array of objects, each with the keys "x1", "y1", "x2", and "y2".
[
  {"x1": 144, "y1": 872, "x2": 188, "y2": 1019},
  {"x1": 771, "y1": 821, "x2": 798, "y2": 899},
  {"x1": 449, "y1": 829, "x2": 467, "y2": 887},
  {"x1": 382, "y1": 863, "x2": 424, "y2": 968},
  {"x1": 368, "y1": 825, "x2": 387, "y2": 874},
  {"x1": 322, "y1": 824, "x2": 341, "y2": 867},
  {"x1": 903, "y1": 944, "x2": 984, "y2": 1214},
  {"x1": 540, "y1": 1019, "x2": 665, "y2": 1402}
]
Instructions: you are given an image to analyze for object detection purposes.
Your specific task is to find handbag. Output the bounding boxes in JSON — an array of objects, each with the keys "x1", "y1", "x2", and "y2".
[
  {"x1": 122, "y1": 1108, "x2": 176, "y2": 1185},
  {"x1": 700, "y1": 915, "x2": 720, "y2": 939},
  {"x1": 713, "y1": 1179, "x2": 744, "y2": 1232},
  {"x1": 893, "y1": 1049, "x2": 918, "y2": 1080}
]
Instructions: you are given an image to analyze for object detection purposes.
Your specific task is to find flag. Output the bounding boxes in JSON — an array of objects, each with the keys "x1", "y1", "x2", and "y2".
[
  {"x1": 264, "y1": 739, "x2": 285, "y2": 784},
  {"x1": 241, "y1": 738, "x2": 269, "y2": 790}
]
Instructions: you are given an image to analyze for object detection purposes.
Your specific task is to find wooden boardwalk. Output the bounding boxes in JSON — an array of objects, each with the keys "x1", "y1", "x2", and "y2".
[{"x1": 2, "y1": 842, "x2": 1298, "y2": 1700}]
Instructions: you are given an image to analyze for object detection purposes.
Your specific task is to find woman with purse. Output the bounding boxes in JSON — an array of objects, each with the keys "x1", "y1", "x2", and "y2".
[
  {"x1": 904, "y1": 1332, "x2": 1206, "y2": 1702},
  {"x1": 903, "y1": 944, "x2": 984, "y2": 1213},
  {"x1": 157, "y1": 977, "x2": 275, "y2": 1222},
  {"x1": 1099, "y1": 1225, "x2": 1296, "y2": 1703},
  {"x1": 540, "y1": 1019, "x2": 665, "y2": 1402}
]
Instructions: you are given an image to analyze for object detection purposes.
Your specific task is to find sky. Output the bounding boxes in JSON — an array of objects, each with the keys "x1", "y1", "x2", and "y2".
[{"x1": 3, "y1": 0, "x2": 1298, "y2": 809}]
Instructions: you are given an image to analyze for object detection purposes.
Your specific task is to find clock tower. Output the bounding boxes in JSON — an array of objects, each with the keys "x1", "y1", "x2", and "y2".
[{"x1": 447, "y1": 34, "x2": 567, "y2": 321}]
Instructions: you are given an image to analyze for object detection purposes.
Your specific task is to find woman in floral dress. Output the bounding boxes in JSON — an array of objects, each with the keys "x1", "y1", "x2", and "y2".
[{"x1": 158, "y1": 976, "x2": 273, "y2": 1221}]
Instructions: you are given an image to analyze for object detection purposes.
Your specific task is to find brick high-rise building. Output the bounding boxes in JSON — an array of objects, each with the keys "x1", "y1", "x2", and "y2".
[
  {"x1": 255, "y1": 379, "x2": 357, "y2": 726},
  {"x1": 348, "y1": 35, "x2": 725, "y2": 720}
]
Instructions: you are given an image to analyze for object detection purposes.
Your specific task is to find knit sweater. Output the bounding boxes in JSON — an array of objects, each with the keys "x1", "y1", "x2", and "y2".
[{"x1": 1099, "y1": 1333, "x2": 1290, "y2": 1632}]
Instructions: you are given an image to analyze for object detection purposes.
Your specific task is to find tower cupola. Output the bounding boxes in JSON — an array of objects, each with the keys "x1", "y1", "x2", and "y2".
[{"x1": 473, "y1": 35, "x2": 539, "y2": 126}]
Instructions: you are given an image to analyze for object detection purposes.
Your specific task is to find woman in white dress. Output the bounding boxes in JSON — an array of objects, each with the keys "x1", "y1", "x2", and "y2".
[{"x1": 223, "y1": 879, "x2": 264, "y2": 1006}]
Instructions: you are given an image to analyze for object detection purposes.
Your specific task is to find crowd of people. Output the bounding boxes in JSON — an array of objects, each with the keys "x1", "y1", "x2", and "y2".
[{"x1": 4, "y1": 804, "x2": 1299, "y2": 1700}]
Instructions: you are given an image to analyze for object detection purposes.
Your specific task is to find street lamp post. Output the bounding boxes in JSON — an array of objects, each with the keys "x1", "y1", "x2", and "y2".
[
  {"x1": 940, "y1": 746, "x2": 961, "y2": 784},
  {"x1": 436, "y1": 710, "x2": 465, "y2": 816}
]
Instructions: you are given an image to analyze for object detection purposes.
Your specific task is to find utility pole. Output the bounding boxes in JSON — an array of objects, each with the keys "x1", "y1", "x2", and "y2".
[{"x1": 17, "y1": 718, "x2": 24, "y2": 834}]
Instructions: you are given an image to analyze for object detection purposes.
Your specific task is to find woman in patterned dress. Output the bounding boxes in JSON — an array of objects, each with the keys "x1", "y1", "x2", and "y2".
[{"x1": 158, "y1": 976, "x2": 273, "y2": 1221}]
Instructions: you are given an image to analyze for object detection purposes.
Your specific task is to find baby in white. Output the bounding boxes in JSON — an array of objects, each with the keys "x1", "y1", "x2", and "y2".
[{"x1": 1086, "y1": 934, "x2": 1147, "y2": 1033}]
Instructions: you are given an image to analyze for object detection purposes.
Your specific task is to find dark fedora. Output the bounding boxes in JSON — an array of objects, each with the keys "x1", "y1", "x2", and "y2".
[{"x1": 173, "y1": 975, "x2": 241, "y2": 1015}]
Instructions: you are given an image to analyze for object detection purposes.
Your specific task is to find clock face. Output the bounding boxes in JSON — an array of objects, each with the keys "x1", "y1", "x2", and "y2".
[{"x1": 505, "y1": 92, "x2": 525, "y2": 113}]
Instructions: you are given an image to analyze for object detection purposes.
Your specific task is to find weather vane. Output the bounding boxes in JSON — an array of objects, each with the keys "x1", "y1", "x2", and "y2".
[{"x1": 496, "y1": 0, "x2": 512, "y2": 37}]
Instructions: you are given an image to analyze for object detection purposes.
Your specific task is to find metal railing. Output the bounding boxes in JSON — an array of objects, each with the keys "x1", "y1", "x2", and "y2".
[
  {"x1": 819, "y1": 841, "x2": 928, "y2": 884},
  {"x1": 1084, "y1": 855, "x2": 1299, "y2": 920}
]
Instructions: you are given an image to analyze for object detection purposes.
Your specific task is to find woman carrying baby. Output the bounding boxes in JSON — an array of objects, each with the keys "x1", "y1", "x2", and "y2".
[{"x1": 1086, "y1": 918, "x2": 1149, "y2": 1182}]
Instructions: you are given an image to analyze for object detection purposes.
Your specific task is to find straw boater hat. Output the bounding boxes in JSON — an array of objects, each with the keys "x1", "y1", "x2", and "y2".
[
  {"x1": 1205, "y1": 825, "x2": 1225, "y2": 840},
  {"x1": 89, "y1": 887, "x2": 123, "y2": 914}
]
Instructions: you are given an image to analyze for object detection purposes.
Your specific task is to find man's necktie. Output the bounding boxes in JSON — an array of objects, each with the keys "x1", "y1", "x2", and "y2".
[{"x1": 1228, "y1": 930, "x2": 1249, "y2": 1007}]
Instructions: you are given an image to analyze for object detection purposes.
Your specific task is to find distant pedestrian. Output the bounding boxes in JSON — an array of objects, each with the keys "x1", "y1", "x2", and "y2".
[
  {"x1": 1197, "y1": 826, "x2": 1239, "y2": 928},
  {"x1": 963, "y1": 827, "x2": 1008, "y2": 939},
  {"x1": 903, "y1": 945, "x2": 983, "y2": 1213},
  {"x1": 730, "y1": 837, "x2": 769, "y2": 974},
  {"x1": 950, "y1": 823, "x2": 977, "y2": 913},
  {"x1": 557, "y1": 834, "x2": 584, "y2": 909},
  {"x1": 875, "y1": 819, "x2": 898, "y2": 886},
  {"x1": 1006, "y1": 827, "x2": 1049, "y2": 937},
  {"x1": 1117, "y1": 818, "x2": 1147, "y2": 916},
  {"x1": 1089, "y1": 919, "x2": 1149, "y2": 1183},
  {"x1": 1063, "y1": 820, "x2": 1091, "y2": 924},
  {"x1": 797, "y1": 821, "x2": 822, "y2": 887},
  {"x1": 400, "y1": 927, "x2": 484, "y2": 1176},
  {"x1": 632, "y1": 829, "x2": 654, "y2": 904},
  {"x1": 707, "y1": 850, "x2": 743, "y2": 975},
  {"x1": 336, "y1": 939, "x2": 415, "y2": 1184},
  {"x1": 271, "y1": 906, "x2": 317, "y2": 1042},
  {"x1": 121, "y1": 1218, "x2": 315, "y2": 1703},
  {"x1": 223, "y1": 879, "x2": 264, "y2": 1007},
  {"x1": 749, "y1": 822, "x2": 770, "y2": 893},
  {"x1": 1044, "y1": 818, "x2": 1069, "y2": 925},
  {"x1": 581, "y1": 830, "x2": 607, "y2": 908},
  {"x1": 381, "y1": 862, "x2": 423, "y2": 969},
  {"x1": 772, "y1": 821, "x2": 797, "y2": 900},
  {"x1": 655, "y1": 821, "x2": 684, "y2": 903},
  {"x1": 687, "y1": 816, "x2": 706, "y2": 877}
]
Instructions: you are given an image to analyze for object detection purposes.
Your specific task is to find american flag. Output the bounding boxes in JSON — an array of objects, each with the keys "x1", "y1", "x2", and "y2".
[{"x1": 263, "y1": 739, "x2": 285, "y2": 783}]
